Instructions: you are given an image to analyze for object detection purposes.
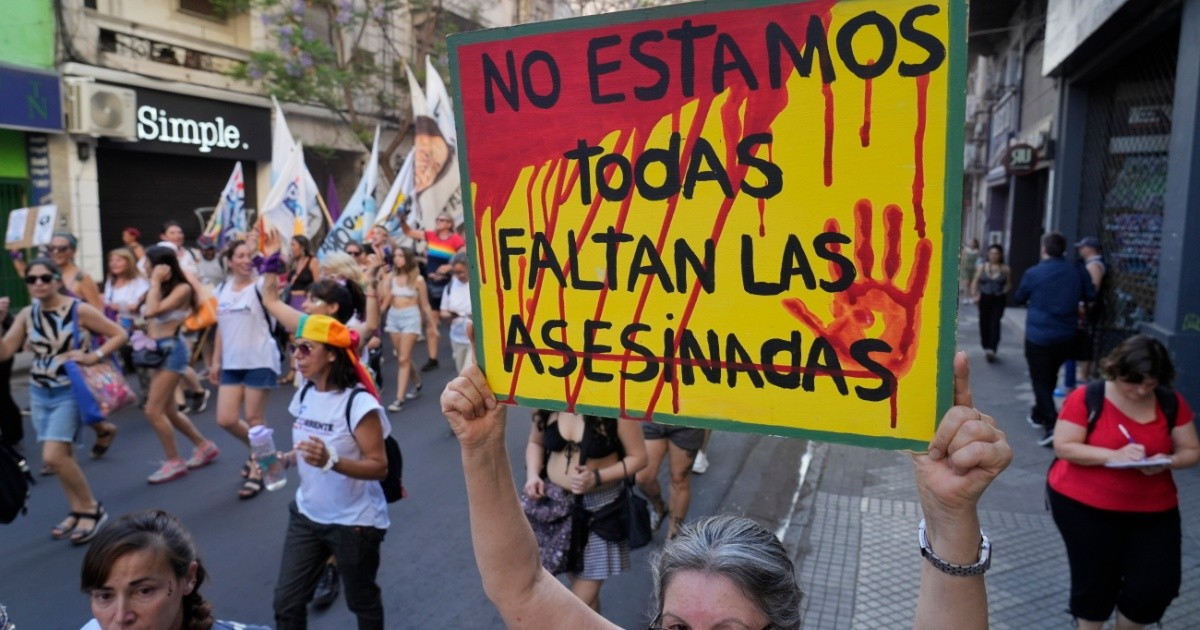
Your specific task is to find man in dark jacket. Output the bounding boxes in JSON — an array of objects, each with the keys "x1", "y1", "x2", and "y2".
[{"x1": 1013, "y1": 232, "x2": 1096, "y2": 446}]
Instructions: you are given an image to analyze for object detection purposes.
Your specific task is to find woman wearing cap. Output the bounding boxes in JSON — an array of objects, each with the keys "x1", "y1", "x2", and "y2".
[{"x1": 271, "y1": 314, "x2": 391, "y2": 629}]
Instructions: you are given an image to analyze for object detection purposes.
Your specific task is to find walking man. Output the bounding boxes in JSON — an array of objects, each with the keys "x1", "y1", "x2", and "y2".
[{"x1": 1014, "y1": 232, "x2": 1095, "y2": 446}]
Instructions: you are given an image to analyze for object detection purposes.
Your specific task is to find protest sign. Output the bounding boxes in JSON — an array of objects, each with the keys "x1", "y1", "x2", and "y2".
[
  {"x1": 449, "y1": 0, "x2": 965, "y2": 449},
  {"x1": 5, "y1": 205, "x2": 58, "y2": 250}
]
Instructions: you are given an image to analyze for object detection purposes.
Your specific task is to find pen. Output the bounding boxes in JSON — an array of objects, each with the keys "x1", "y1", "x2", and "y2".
[{"x1": 1117, "y1": 424, "x2": 1137, "y2": 445}]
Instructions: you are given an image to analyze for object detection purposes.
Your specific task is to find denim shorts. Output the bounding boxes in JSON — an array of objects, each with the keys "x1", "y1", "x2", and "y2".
[
  {"x1": 220, "y1": 368, "x2": 278, "y2": 389},
  {"x1": 385, "y1": 305, "x2": 422, "y2": 335},
  {"x1": 157, "y1": 335, "x2": 191, "y2": 374},
  {"x1": 30, "y1": 384, "x2": 82, "y2": 444}
]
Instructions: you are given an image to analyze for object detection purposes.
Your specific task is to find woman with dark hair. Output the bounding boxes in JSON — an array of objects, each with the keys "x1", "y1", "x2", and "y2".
[
  {"x1": 381, "y1": 247, "x2": 434, "y2": 412},
  {"x1": 443, "y1": 352, "x2": 1011, "y2": 629},
  {"x1": 208, "y1": 240, "x2": 280, "y2": 500},
  {"x1": 971, "y1": 244, "x2": 1011, "y2": 363},
  {"x1": 0, "y1": 258, "x2": 127, "y2": 544},
  {"x1": 272, "y1": 314, "x2": 391, "y2": 629},
  {"x1": 138, "y1": 246, "x2": 219, "y2": 484},
  {"x1": 1049, "y1": 335, "x2": 1200, "y2": 629},
  {"x1": 286, "y1": 235, "x2": 319, "y2": 310},
  {"x1": 80, "y1": 509, "x2": 268, "y2": 630},
  {"x1": 523, "y1": 410, "x2": 646, "y2": 611},
  {"x1": 16, "y1": 233, "x2": 115, "y2": 461}
]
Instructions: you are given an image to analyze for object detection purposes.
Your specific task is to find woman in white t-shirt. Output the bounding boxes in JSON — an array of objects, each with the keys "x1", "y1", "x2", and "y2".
[
  {"x1": 439, "y1": 252, "x2": 473, "y2": 373},
  {"x1": 273, "y1": 314, "x2": 391, "y2": 628},
  {"x1": 208, "y1": 240, "x2": 281, "y2": 500},
  {"x1": 103, "y1": 247, "x2": 149, "y2": 385}
]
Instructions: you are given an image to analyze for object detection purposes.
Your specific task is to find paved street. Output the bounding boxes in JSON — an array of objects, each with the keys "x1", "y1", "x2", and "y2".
[{"x1": 0, "y1": 334, "x2": 806, "y2": 629}]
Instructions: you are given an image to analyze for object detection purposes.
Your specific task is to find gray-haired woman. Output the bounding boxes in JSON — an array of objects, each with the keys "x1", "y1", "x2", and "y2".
[{"x1": 441, "y1": 351, "x2": 1011, "y2": 629}]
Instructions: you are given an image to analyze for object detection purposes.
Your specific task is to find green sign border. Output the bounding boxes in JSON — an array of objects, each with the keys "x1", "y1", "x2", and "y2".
[{"x1": 448, "y1": 0, "x2": 966, "y2": 451}]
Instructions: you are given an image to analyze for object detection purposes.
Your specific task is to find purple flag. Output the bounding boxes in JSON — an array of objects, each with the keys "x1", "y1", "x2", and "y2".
[{"x1": 326, "y1": 174, "x2": 342, "y2": 223}]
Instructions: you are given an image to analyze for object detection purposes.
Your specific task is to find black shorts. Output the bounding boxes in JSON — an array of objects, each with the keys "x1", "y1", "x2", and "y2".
[
  {"x1": 641, "y1": 422, "x2": 704, "y2": 453},
  {"x1": 1048, "y1": 486, "x2": 1181, "y2": 624}
]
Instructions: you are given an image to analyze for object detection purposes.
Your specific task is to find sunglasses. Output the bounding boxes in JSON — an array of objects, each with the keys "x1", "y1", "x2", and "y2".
[
  {"x1": 291, "y1": 341, "x2": 317, "y2": 358},
  {"x1": 346, "y1": 250, "x2": 363, "y2": 257},
  {"x1": 47, "y1": 245, "x2": 73, "y2": 253},
  {"x1": 25, "y1": 273, "x2": 58, "y2": 285}
]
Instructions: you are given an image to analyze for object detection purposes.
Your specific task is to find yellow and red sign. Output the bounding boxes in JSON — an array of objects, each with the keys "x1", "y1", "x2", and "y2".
[{"x1": 449, "y1": 0, "x2": 965, "y2": 449}]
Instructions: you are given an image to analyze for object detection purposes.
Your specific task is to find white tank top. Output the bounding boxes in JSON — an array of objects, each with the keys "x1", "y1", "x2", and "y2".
[{"x1": 216, "y1": 278, "x2": 281, "y2": 373}]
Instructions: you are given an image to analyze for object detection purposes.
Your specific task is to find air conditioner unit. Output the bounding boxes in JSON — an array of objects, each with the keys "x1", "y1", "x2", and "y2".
[{"x1": 65, "y1": 79, "x2": 137, "y2": 140}]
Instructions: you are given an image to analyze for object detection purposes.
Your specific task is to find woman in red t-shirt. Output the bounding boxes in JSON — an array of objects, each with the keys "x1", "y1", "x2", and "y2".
[{"x1": 1048, "y1": 335, "x2": 1200, "y2": 629}]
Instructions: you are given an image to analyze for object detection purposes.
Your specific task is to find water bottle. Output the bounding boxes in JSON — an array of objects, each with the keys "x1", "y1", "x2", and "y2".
[{"x1": 248, "y1": 425, "x2": 287, "y2": 491}]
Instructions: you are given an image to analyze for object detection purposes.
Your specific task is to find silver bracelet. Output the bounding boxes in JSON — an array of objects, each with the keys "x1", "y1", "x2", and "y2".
[{"x1": 918, "y1": 519, "x2": 991, "y2": 576}]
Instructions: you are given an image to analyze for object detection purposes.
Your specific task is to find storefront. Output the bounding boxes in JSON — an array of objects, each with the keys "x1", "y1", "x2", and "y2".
[
  {"x1": 95, "y1": 86, "x2": 267, "y2": 252},
  {"x1": 0, "y1": 63, "x2": 62, "y2": 308},
  {"x1": 1047, "y1": 0, "x2": 1200, "y2": 393}
]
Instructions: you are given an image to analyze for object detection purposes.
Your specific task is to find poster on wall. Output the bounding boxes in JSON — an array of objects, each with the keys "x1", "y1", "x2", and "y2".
[{"x1": 449, "y1": 0, "x2": 965, "y2": 449}]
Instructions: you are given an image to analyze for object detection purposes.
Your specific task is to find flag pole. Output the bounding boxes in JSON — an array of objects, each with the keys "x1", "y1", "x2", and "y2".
[{"x1": 314, "y1": 189, "x2": 334, "y2": 228}]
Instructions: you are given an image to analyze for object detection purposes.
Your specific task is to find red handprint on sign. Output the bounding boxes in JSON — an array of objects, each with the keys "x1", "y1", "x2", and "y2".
[{"x1": 782, "y1": 199, "x2": 932, "y2": 380}]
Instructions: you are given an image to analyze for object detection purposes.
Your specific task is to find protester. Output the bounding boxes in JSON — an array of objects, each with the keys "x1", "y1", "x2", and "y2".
[
  {"x1": 0, "y1": 296, "x2": 22, "y2": 451},
  {"x1": 121, "y1": 226, "x2": 146, "y2": 264},
  {"x1": 443, "y1": 351, "x2": 1010, "y2": 629},
  {"x1": 195, "y1": 235, "x2": 226, "y2": 288},
  {"x1": 636, "y1": 422, "x2": 703, "y2": 540},
  {"x1": 272, "y1": 314, "x2": 391, "y2": 629},
  {"x1": 103, "y1": 247, "x2": 150, "y2": 394},
  {"x1": 1014, "y1": 232, "x2": 1096, "y2": 447},
  {"x1": 0, "y1": 258, "x2": 128, "y2": 544},
  {"x1": 1066, "y1": 236, "x2": 1106, "y2": 386},
  {"x1": 381, "y1": 247, "x2": 434, "y2": 412},
  {"x1": 158, "y1": 220, "x2": 199, "y2": 276},
  {"x1": 399, "y1": 212, "x2": 465, "y2": 371},
  {"x1": 1048, "y1": 335, "x2": 1199, "y2": 629},
  {"x1": 80, "y1": 509, "x2": 269, "y2": 630},
  {"x1": 971, "y1": 244, "x2": 1011, "y2": 363},
  {"x1": 286, "y1": 235, "x2": 319, "y2": 310},
  {"x1": 138, "y1": 246, "x2": 220, "y2": 484},
  {"x1": 208, "y1": 240, "x2": 280, "y2": 500},
  {"x1": 438, "y1": 252, "x2": 472, "y2": 373},
  {"x1": 150, "y1": 223, "x2": 210, "y2": 414},
  {"x1": 523, "y1": 409, "x2": 646, "y2": 611},
  {"x1": 960, "y1": 237, "x2": 981, "y2": 301},
  {"x1": 15, "y1": 234, "x2": 116, "y2": 463}
]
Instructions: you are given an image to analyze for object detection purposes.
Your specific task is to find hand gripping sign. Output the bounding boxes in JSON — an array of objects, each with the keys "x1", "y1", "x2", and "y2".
[{"x1": 449, "y1": 0, "x2": 965, "y2": 449}]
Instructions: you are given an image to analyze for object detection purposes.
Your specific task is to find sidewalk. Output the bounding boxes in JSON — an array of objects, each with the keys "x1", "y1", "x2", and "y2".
[{"x1": 788, "y1": 305, "x2": 1200, "y2": 628}]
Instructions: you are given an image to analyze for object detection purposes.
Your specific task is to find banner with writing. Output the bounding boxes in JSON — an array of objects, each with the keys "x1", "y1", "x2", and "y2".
[{"x1": 449, "y1": 0, "x2": 965, "y2": 449}]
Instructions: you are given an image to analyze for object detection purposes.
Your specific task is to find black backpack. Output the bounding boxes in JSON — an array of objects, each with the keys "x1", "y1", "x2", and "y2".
[
  {"x1": 299, "y1": 383, "x2": 406, "y2": 503},
  {"x1": 0, "y1": 443, "x2": 35, "y2": 524},
  {"x1": 1082, "y1": 380, "x2": 1179, "y2": 436}
]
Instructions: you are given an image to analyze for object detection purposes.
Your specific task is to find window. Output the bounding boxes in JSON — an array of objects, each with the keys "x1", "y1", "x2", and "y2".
[{"x1": 179, "y1": 0, "x2": 223, "y2": 20}]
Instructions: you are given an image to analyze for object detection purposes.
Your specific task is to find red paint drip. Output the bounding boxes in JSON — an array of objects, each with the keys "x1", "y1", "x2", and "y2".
[
  {"x1": 822, "y1": 82, "x2": 834, "y2": 187},
  {"x1": 860, "y1": 80, "x2": 872, "y2": 147},
  {"x1": 912, "y1": 74, "x2": 929, "y2": 239}
]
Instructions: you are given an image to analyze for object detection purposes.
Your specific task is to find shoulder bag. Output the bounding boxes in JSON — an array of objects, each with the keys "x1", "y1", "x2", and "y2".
[{"x1": 60, "y1": 302, "x2": 137, "y2": 425}]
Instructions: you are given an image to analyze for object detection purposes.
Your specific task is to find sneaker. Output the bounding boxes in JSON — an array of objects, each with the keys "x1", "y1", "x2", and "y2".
[
  {"x1": 185, "y1": 441, "x2": 220, "y2": 469},
  {"x1": 386, "y1": 399, "x2": 404, "y2": 412},
  {"x1": 20, "y1": 406, "x2": 31, "y2": 417},
  {"x1": 648, "y1": 503, "x2": 668, "y2": 534},
  {"x1": 984, "y1": 350, "x2": 997, "y2": 363},
  {"x1": 312, "y1": 562, "x2": 340, "y2": 609},
  {"x1": 692, "y1": 450, "x2": 709, "y2": 474},
  {"x1": 1037, "y1": 429, "x2": 1055, "y2": 447},
  {"x1": 420, "y1": 358, "x2": 439, "y2": 372},
  {"x1": 1026, "y1": 415, "x2": 1042, "y2": 430},
  {"x1": 405, "y1": 383, "x2": 423, "y2": 400},
  {"x1": 1053, "y1": 388, "x2": 1065, "y2": 398},
  {"x1": 188, "y1": 390, "x2": 211, "y2": 414},
  {"x1": 148, "y1": 459, "x2": 189, "y2": 484}
]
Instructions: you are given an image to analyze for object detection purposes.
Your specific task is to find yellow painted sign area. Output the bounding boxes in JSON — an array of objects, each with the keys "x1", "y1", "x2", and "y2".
[{"x1": 450, "y1": 0, "x2": 965, "y2": 449}]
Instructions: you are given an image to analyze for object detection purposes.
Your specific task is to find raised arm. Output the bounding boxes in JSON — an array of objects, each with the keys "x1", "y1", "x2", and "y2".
[
  {"x1": 442, "y1": 366, "x2": 617, "y2": 630},
  {"x1": 260, "y1": 273, "x2": 303, "y2": 333},
  {"x1": 912, "y1": 352, "x2": 1012, "y2": 630}
]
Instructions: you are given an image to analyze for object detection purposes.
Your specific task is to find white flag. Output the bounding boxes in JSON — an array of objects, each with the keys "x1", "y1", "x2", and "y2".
[
  {"x1": 425, "y1": 55, "x2": 457, "y2": 149},
  {"x1": 318, "y1": 126, "x2": 380, "y2": 259},
  {"x1": 260, "y1": 143, "x2": 308, "y2": 249},
  {"x1": 272, "y1": 97, "x2": 323, "y2": 236}
]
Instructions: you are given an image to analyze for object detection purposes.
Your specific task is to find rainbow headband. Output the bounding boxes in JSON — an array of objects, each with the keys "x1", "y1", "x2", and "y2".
[{"x1": 296, "y1": 314, "x2": 379, "y2": 399}]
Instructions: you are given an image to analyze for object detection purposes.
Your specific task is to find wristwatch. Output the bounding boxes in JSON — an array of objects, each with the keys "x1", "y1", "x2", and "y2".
[
  {"x1": 321, "y1": 448, "x2": 339, "y2": 473},
  {"x1": 92, "y1": 349, "x2": 105, "y2": 361},
  {"x1": 918, "y1": 519, "x2": 991, "y2": 576}
]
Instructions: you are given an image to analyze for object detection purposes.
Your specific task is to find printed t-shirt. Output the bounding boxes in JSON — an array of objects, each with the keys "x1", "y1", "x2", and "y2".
[
  {"x1": 289, "y1": 387, "x2": 391, "y2": 529},
  {"x1": 1048, "y1": 386, "x2": 1194, "y2": 512},
  {"x1": 423, "y1": 230, "x2": 465, "y2": 269},
  {"x1": 215, "y1": 278, "x2": 281, "y2": 373}
]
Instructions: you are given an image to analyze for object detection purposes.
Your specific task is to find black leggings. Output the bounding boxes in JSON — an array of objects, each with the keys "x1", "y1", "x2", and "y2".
[
  {"x1": 977, "y1": 293, "x2": 1006, "y2": 352},
  {"x1": 1047, "y1": 486, "x2": 1181, "y2": 624}
]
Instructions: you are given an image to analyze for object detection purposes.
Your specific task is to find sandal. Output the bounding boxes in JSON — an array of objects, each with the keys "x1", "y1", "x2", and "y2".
[
  {"x1": 52, "y1": 512, "x2": 81, "y2": 539},
  {"x1": 70, "y1": 504, "x2": 109, "y2": 545},
  {"x1": 238, "y1": 477, "x2": 264, "y2": 500},
  {"x1": 91, "y1": 425, "x2": 118, "y2": 459},
  {"x1": 240, "y1": 458, "x2": 253, "y2": 479},
  {"x1": 41, "y1": 463, "x2": 56, "y2": 476}
]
